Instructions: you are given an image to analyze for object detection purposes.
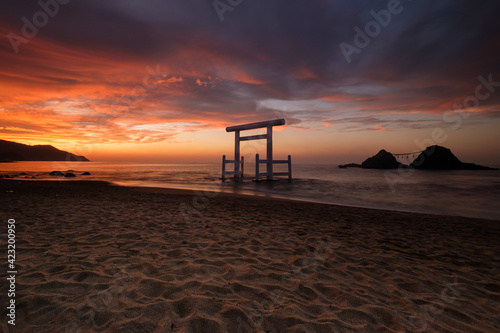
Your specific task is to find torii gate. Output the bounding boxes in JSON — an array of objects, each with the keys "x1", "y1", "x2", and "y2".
[{"x1": 222, "y1": 118, "x2": 292, "y2": 181}]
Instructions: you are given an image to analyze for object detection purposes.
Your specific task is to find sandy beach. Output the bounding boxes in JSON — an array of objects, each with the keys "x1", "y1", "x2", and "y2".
[{"x1": 1, "y1": 179, "x2": 499, "y2": 332}]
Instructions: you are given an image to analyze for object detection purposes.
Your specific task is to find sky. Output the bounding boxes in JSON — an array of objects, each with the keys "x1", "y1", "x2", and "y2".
[{"x1": 1, "y1": 0, "x2": 499, "y2": 165}]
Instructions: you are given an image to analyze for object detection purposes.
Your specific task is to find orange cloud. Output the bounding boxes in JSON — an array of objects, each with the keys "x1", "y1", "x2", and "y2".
[
  {"x1": 0, "y1": 31, "x2": 277, "y2": 148},
  {"x1": 373, "y1": 125, "x2": 389, "y2": 132}
]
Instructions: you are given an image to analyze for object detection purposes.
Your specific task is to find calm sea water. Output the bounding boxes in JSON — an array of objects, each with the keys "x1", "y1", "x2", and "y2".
[{"x1": 2, "y1": 161, "x2": 500, "y2": 220}]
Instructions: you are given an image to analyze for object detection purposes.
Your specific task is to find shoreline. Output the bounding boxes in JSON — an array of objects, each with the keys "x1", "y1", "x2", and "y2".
[
  {"x1": 2, "y1": 161, "x2": 500, "y2": 221},
  {"x1": 1, "y1": 179, "x2": 500, "y2": 332},
  {"x1": 2, "y1": 179, "x2": 498, "y2": 226},
  {"x1": 4, "y1": 178, "x2": 500, "y2": 221},
  {"x1": 127, "y1": 181, "x2": 500, "y2": 222}
]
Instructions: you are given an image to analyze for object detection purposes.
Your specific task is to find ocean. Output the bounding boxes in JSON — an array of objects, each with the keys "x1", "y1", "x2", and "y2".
[{"x1": 2, "y1": 161, "x2": 500, "y2": 220}]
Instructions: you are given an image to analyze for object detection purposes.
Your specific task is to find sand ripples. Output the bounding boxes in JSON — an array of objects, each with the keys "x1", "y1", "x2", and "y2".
[{"x1": 1, "y1": 180, "x2": 499, "y2": 332}]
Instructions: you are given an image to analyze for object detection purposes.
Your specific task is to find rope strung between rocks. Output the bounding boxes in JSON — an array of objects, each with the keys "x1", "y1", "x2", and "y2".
[{"x1": 393, "y1": 150, "x2": 424, "y2": 159}]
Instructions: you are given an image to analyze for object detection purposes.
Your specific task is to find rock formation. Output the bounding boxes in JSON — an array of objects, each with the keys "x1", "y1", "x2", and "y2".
[
  {"x1": 361, "y1": 149, "x2": 405, "y2": 169},
  {"x1": 411, "y1": 146, "x2": 498, "y2": 170},
  {"x1": 338, "y1": 149, "x2": 404, "y2": 169}
]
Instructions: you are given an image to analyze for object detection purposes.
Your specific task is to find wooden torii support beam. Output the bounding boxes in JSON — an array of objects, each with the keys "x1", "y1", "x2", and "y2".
[{"x1": 222, "y1": 118, "x2": 291, "y2": 181}]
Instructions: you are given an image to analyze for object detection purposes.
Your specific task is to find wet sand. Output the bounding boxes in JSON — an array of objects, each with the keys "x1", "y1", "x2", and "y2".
[{"x1": 1, "y1": 179, "x2": 499, "y2": 332}]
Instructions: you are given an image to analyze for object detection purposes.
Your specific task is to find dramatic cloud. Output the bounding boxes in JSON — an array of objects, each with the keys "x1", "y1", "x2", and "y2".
[{"x1": 0, "y1": 0, "x2": 499, "y2": 161}]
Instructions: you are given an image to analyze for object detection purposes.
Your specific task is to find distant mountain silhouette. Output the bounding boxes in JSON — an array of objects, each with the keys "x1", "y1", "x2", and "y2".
[
  {"x1": 0, "y1": 139, "x2": 89, "y2": 162},
  {"x1": 411, "y1": 145, "x2": 497, "y2": 170}
]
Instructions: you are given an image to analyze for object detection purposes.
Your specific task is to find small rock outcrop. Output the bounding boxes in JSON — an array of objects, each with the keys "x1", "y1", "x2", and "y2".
[
  {"x1": 50, "y1": 171, "x2": 64, "y2": 176},
  {"x1": 64, "y1": 173, "x2": 76, "y2": 177},
  {"x1": 82, "y1": 172, "x2": 91, "y2": 175},
  {"x1": 338, "y1": 163, "x2": 362, "y2": 168}
]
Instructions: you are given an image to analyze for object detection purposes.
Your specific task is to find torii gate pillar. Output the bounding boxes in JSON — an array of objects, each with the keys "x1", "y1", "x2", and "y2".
[
  {"x1": 266, "y1": 125, "x2": 273, "y2": 179},
  {"x1": 234, "y1": 130, "x2": 240, "y2": 178}
]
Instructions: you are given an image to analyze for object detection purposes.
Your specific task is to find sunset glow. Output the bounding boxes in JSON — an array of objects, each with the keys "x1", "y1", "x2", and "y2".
[{"x1": 1, "y1": 1, "x2": 500, "y2": 164}]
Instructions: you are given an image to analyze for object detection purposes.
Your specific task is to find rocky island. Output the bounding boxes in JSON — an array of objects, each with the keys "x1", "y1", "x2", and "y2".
[{"x1": 339, "y1": 145, "x2": 498, "y2": 170}]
